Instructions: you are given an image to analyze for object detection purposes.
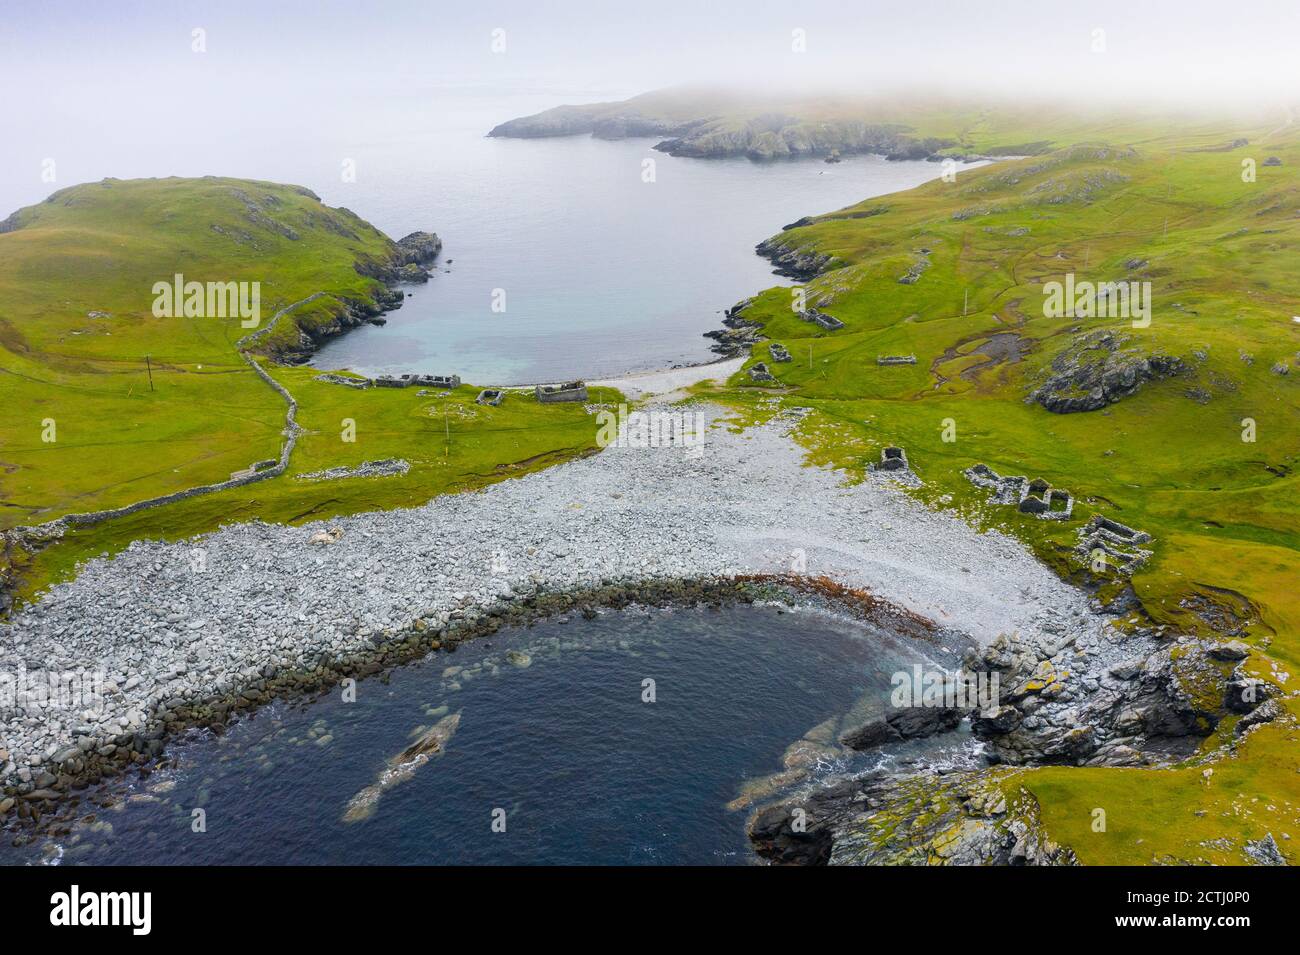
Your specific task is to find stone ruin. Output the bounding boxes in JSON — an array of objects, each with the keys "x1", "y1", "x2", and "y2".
[
  {"x1": 535, "y1": 380, "x2": 588, "y2": 403},
  {"x1": 876, "y1": 355, "x2": 917, "y2": 366},
  {"x1": 416, "y1": 374, "x2": 461, "y2": 389},
  {"x1": 1040, "y1": 488, "x2": 1074, "y2": 521},
  {"x1": 1075, "y1": 514, "x2": 1153, "y2": 575},
  {"x1": 964, "y1": 463, "x2": 1073, "y2": 520},
  {"x1": 313, "y1": 373, "x2": 370, "y2": 389},
  {"x1": 749, "y1": 362, "x2": 775, "y2": 382},
  {"x1": 372, "y1": 373, "x2": 461, "y2": 390},
  {"x1": 297, "y1": 458, "x2": 411, "y2": 483},
  {"x1": 229, "y1": 458, "x2": 279, "y2": 481},
  {"x1": 896, "y1": 248, "x2": 933, "y2": 284},
  {"x1": 965, "y1": 463, "x2": 1026, "y2": 504},
  {"x1": 1017, "y1": 478, "x2": 1074, "y2": 521},
  {"x1": 769, "y1": 343, "x2": 792, "y2": 363},
  {"x1": 476, "y1": 388, "x2": 504, "y2": 406},
  {"x1": 874, "y1": 446, "x2": 909, "y2": 472},
  {"x1": 798, "y1": 308, "x2": 845, "y2": 331},
  {"x1": 965, "y1": 464, "x2": 1153, "y2": 570}
]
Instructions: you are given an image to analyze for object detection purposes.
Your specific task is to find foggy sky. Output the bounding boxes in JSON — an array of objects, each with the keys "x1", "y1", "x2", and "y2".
[{"x1": 2, "y1": 0, "x2": 1297, "y2": 213}]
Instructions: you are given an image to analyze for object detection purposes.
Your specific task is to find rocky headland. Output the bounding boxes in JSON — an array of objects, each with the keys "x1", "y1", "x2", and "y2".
[
  {"x1": 266, "y1": 229, "x2": 443, "y2": 364},
  {"x1": 486, "y1": 91, "x2": 1034, "y2": 163}
]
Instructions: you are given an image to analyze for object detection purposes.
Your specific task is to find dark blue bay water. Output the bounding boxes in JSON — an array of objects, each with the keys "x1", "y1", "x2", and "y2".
[{"x1": 11, "y1": 605, "x2": 964, "y2": 866}]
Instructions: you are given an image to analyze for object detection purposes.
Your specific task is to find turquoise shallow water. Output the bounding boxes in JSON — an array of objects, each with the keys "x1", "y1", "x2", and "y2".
[
  {"x1": 9, "y1": 605, "x2": 966, "y2": 866},
  {"x1": 303, "y1": 92, "x2": 976, "y2": 384}
]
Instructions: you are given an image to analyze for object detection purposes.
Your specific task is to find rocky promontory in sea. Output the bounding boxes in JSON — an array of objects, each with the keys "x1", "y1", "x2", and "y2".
[
  {"x1": 487, "y1": 89, "x2": 1049, "y2": 163},
  {"x1": 491, "y1": 104, "x2": 960, "y2": 162}
]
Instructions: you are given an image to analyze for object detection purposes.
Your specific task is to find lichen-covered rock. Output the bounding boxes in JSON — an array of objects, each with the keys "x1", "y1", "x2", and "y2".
[
  {"x1": 754, "y1": 235, "x2": 834, "y2": 280},
  {"x1": 972, "y1": 704, "x2": 1021, "y2": 735},
  {"x1": 749, "y1": 770, "x2": 1077, "y2": 866},
  {"x1": 1031, "y1": 330, "x2": 1185, "y2": 413},
  {"x1": 394, "y1": 230, "x2": 442, "y2": 266}
]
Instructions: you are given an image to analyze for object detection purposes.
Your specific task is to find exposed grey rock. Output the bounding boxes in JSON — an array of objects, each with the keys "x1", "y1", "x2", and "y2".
[
  {"x1": 1244, "y1": 833, "x2": 1287, "y2": 865},
  {"x1": 840, "y1": 704, "x2": 962, "y2": 750},
  {"x1": 750, "y1": 769, "x2": 1076, "y2": 866},
  {"x1": 755, "y1": 236, "x2": 833, "y2": 280},
  {"x1": 1235, "y1": 699, "x2": 1284, "y2": 735},
  {"x1": 394, "y1": 231, "x2": 442, "y2": 266},
  {"x1": 1208, "y1": 640, "x2": 1251, "y2": 661},
  {"x1": 1032, "y1": 330, "x2": 1185, "y2": 414},
  {"x1": 971, "y1": 704, "x2": 1021, "y2": 735},
  {"x1": 296, "y1": 458, "x2": 410, "y2": 482}
]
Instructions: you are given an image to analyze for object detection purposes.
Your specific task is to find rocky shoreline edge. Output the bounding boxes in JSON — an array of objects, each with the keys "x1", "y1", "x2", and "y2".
[
  {"x1": 2, "y1": 401, "x2": 1287, "y2": 864},
  {"x1": 487, "y1": 106, "x2": 1009, "y2": 165},
  {"x1": 261, "y1": 228, "x2": 444, "y2": 365},
  {"x1": 4, "y1": 564, "x2": 1279, "y2": 864},
  {"x1": 702, "y1": 232, "x2": 837, "y2": 356},
  {"x1": 0, "y1": 574, "x2": 924, "y2": 841},
  {"x1": 746, "y1": 623, "x2": 1281, "y2": 865}
]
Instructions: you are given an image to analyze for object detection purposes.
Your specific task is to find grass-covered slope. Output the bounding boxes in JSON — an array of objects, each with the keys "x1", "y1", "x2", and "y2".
[
  {"x1": 698, "y1": 118, "x2": 1300, "y2": 863},
  {"x1": 0, "y1": 177, "x2": 396, "y2": 524},
  {"x1": 0, "y1": 178, "x2": 613, "y2": 602}
]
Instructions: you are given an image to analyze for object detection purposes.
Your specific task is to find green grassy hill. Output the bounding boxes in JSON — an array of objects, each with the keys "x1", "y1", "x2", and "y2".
[
  {"x1": 0, "y1": 178, "x2": 613, "y2": 600},
  {"x1": 696, "y1": 116, "x2": 1300, "y2": 863}
]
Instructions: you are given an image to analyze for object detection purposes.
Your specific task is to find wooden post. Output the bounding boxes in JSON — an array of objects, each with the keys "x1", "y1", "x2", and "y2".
[
  {"x1": 145, "y1": 355, "x2": 154, "y2": 391},
  {"x1": 963, "y1": 289, "x2": 969, "y2": 316},
  {"x1": 444, "y1": 407, "x2": 450, "y2": 461}
]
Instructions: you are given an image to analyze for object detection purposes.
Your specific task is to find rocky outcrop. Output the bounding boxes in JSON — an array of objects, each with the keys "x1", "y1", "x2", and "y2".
[
  {"x1": 755, "y1": 236, "x2": 834, "y2": 280},
  {"x1": 840, "y1": 704, "x2": 961, "y2": 750},
  {"x1": 748, "y1": 616, "x2": 1282, "y2": 865},
  {"x1": 488, "y1": 100, "x2": 962, "y2": 162},
  {"x1": 704, "y1": 321, "x2": 762, "y2": 357},
  {"x1": 750, "y1": 769, "x2": 1077, "y2": 866},
  {"x1": 1031, "y1": 330, "x2": 1185, "y2": 413},
  {"x1": 654, "y1": 121, "x2": 955, "y2": 162},
  {"x1": 488, "y1": 106, "x2": 701, "y2": 141},
  {"x1": 354, "y1": 231, "x2": 441, "y2": 285},
  {"x1": 704, "y1": 301, "x2": 765, "y2": 357},
  {"x1": 254, "y1": 230, "x2": 437, "y2": 363},
  {"x1": 962, "y1": 628, "x2": 1246, "y2": 767},
  {"x1": 394, "y1": 230, "x2": 442, "y2": 266}
]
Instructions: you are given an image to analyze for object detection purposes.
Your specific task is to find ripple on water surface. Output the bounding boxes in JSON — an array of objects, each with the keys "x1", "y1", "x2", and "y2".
[{"x1": 12, "y1": 604, "x2": 972, "y2": 865}]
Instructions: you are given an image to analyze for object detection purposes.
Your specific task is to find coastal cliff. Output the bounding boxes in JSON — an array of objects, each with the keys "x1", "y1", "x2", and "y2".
[
  {"x1": 487, "y1": 89, "x2": 1060, "y2": 162},
  {"x1": 491, "y1": 103, "x2": 961, "y2": 161}
]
